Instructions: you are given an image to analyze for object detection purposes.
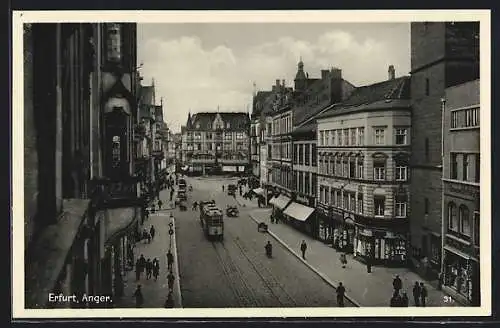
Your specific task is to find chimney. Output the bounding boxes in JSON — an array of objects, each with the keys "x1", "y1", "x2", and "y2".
[
  {"x1": 388, "y1": 65, "x2": 395, "y2": 80},
  {"x1": 330, "y1": 67, "x2": 342, "y2": 80},
  {"x1": 321, "y1": 69, "x2": 329, "y2": 80}
]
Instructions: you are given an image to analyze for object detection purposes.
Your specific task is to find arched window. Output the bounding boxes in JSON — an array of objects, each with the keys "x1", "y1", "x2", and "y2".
[
  {"x1": 459, "y1": 205, "x2": 471, "y2": 237},
  {"x1": 447, "y1": 202, "x2": 457, "y2": 232}
]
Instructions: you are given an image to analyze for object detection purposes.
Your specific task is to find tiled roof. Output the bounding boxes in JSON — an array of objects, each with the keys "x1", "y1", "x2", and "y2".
[
  {"x1": 292, "y1": 79, "x2": 354, "y2": 125},
  {"x1": 317, "y1": 76, "x2": 411, "y2": 119},
  {"x1": 189, "y1": 112, "x2": 250, "y2": 131}
]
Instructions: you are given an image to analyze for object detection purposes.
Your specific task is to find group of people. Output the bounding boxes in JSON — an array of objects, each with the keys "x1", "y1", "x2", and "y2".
[
  {"x1": 141, "y1": 225, "x2": 156, "y2": 244},
  {"x1": 135, "y1": 254, "x2": 161, "y2": 281},
  {"x1": 390, "y1": 275, "x2": 429, "y2": 307},
  {"x1": 133, "y1": 250, "x2": 177, "y2": 308}
]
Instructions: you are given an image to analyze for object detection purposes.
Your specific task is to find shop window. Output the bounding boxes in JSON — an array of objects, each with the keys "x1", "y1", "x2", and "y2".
[
  {"x1": 374, "y1": 196, "x2": 385, "y2": 216},
  {"x1": 459, "y1": 205, "x2": 471, "y2": 237},
  {"x1": 444, "y1": 254, "x2": 473, "y2": 300},
  {"x1": 448, "y1": 202, "x2": 458, "y2": 232}
]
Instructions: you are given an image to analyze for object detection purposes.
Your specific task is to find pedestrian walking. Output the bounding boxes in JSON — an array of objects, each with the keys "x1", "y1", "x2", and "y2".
[
  {"x1": 133, "y1": 285, "x2": 144, "y2": 308},
  {"x1": 150, "y1": 225, "x2": 156, "y2": 241},
  {"x1": 300, "y1": 240, "x2": 307, "y2": 260},
  {"x1": 167, "y1": 272, "x2": 175, "y2": 292},
  {"x1": 336, "y1": 282, "x2": 346, "y2": 307},
  {"x1": 340, "y1": 253, "x2": 347, "y2": 268},
  {"x1": 164, "y1": 292, "x2": 174, "y2": 308},
  {"x1": 147, "y1": 231, "x2": 152, "y2": 243},
  {"x1": 167, "y1": 250, "x2": 174, "y2": 272},
  {"x1": 139, "y1": 254, "x2": 146, "y2": 276},
  {"x1": 393, "y1": 274, "x2": 402, "y2": 294},
  {"x1": 153, "y1": 258, "x2": 160, "y2": 281},
  {"x1": 158, "y1": 199, "x2": 163, "y2": 210},
  {"x1": 146, "y1": 259, "x2": 153, "y2": 280},
  {"x1": 420, "y1": 282, "x2": 428, "y2": 307},
  {"x1": 222, "y1": 185, "x2": 225, "y2": 192},
  {"x1": 135, "y1": 259, "x2": 141, "y2": 281},
  {"x1": 412, "y1": 281, "x2": 421, "y2": 306},
  {"x1": 270, "y1": 215, "x2": 275, "y2": 224}
]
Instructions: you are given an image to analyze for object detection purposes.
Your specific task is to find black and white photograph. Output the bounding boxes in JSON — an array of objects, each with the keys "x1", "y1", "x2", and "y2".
[{"x1": 11, "y1": 10, "x2": 491, "y2": 318}]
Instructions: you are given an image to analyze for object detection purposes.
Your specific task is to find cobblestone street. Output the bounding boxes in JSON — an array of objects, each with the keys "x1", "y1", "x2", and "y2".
[{"x1": 173, "y1": 176, "x2": 355, "y2": 308}]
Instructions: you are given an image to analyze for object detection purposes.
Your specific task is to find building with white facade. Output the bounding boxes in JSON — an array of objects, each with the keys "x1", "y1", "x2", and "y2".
[{"x1": 315, "y1": 72, "x2": 412, "y2": 266}]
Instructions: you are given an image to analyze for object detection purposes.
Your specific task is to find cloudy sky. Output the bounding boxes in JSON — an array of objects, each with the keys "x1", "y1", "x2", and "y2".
[{"x1": 137, "y1": 23, "x2": 410, "y2": 133}]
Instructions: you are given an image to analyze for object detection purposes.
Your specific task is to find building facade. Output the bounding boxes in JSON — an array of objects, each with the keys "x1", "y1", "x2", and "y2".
[
  {"x1": 24, "y1": 23, "x2": 142, "y2": 308},
  {"x1": 181, "y1": 112, "x2": 250, "y2": 175},
  {"x1": 316, "y1": 72, "x2": 412, "y2": 266},
  {"x1": 441, "y1": 79, "x2": 480, "y2": 305},
  {"x1": 409, "y1": 22, "x2": 479, "y2": 278}
]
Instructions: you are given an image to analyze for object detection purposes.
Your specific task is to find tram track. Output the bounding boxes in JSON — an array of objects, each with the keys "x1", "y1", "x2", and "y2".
[{"x1": 210, "y1": 241, "x2": 263, "y2": 307}]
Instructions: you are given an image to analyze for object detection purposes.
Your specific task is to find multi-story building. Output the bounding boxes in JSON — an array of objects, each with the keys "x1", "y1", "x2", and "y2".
[
  {"x1": 24, "y1": 23, "x2": 141, "y2": 308},
  {"x1": 250, "y1": 89, "x2": 272, "y2": 189},
  {"x1": 316, "y1": 70, "x2": 412, "y2": 266},
  {"x1": 181, "y1": 112, "x2": 250, "y2": 175},
  {"x1": 269, "y1": 61, "x2": 355, "y2": 232},
  {"x1": 441, "y1": 79, "x2": 480, "y2": 305},
  {"x1": 409, "y1": 22, "x2": 479, "y2": 278},
  {"x1": 135, "y1": 83, "x2": 156, "y2": 196},
  {"x1": 284, "y1": 67, "x2": 354, "y2": 236}
]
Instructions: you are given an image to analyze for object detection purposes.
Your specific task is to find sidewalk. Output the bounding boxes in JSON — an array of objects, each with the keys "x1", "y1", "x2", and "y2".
[
  {"x1": 116, "y1": 195, "x2": 182, "y2": 308},
  {"x1": 247, "y1": 204, "x2": 459, "y2": 307}
]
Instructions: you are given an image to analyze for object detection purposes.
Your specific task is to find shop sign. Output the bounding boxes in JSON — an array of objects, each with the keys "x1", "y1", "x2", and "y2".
[
  {"x1": 444, "y1": 181, "x2": 479, "y2": 198},
  {"x1": 445, "y1": 236, "x2": 473, "y2": 257}
]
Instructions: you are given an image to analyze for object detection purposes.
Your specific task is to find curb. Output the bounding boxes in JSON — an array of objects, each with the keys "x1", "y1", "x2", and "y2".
[
  {"x1": 249, "y1": 213, "x2": 361, "y2": 308},
  {"x1": 170, "y1": 217, "x2": 183, "y2": 308}
]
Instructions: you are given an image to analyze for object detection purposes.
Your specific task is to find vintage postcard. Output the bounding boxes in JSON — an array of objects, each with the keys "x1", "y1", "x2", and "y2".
[{"x1": 11, "y1": 10, "x2": 491, "y2": 319}]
